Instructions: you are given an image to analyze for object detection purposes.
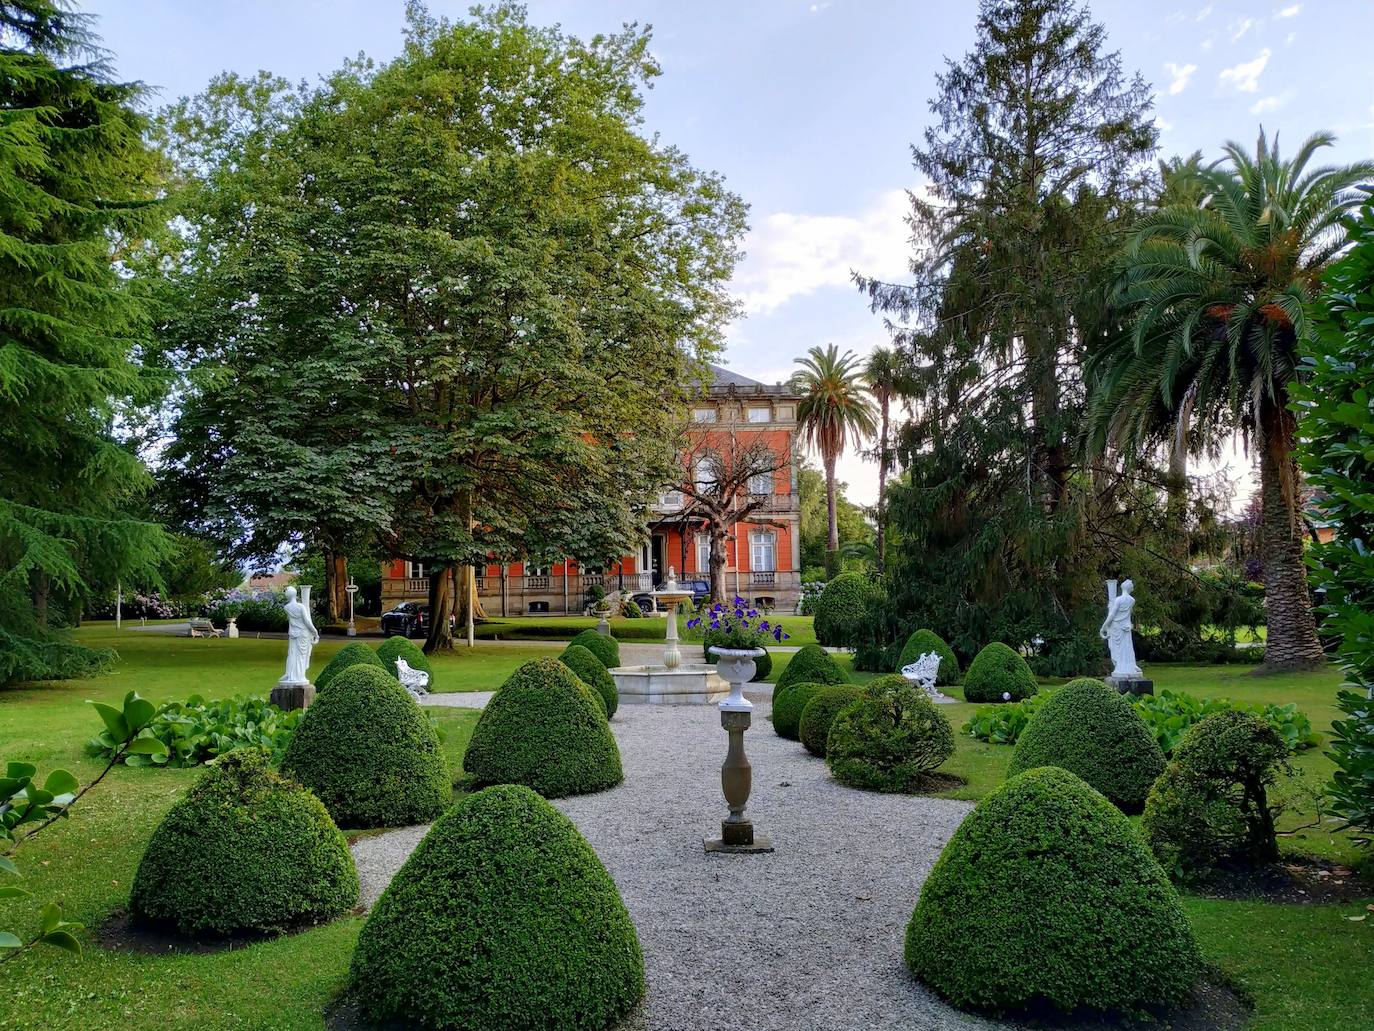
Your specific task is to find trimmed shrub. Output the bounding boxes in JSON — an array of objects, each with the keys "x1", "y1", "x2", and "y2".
[
  {"x1": 314, "y1": 641, "x2": 387, "y2": 692},
  {"x1": 375, "y1": 635, "x2": 433, "y2": 687},
  {"x1": 896, "y1": 629, "x2": 960, "y2": 685},
  {"x1": 905, "y1": 766, "x2": 1200, "y2": 1014},
  {"x1": 349, "y1": 784, "x2": 644, "y2": 1031},
  {"x1": 559, "y1": 644, "x2": 618, "y2": 719},
  {"x1": 813, "y1": 572, "x2": 879, "y2": 647},
  {"x1": 465, "y1": 658, "x2": 623, "y2": 798},
  {"x1": 130, "y1": 748, "x2": 358, "y2": 936},
  {"x1": 827, "y1": 675, "x2": 955, "y2": 792},
  {"x1": 798, "y1": 684, "x2": 862, "y2": 757},
  {"x1": 962, "y1": 641, "x2": 1037, "y2": 703},
  {"x1": 1007, "y1": 677, "x2": 1164, "y2": 812},
  {"x1": 1142, "y1": 710, "x2": 1291, "y2": 881},
  {"x1": 750, "y1": 646, "x2": 772, "y2": 682},
  {"x1": 775, "y1": 643, "x2": 847, "y2": 694},
  {"x1": 281, "y1": 665, "x2": 450, "y2": 828},
  {"x1": 772, "y1": 682, "x2": 824, "y2": 740},
  {"x1": 569, "y1": 628, "x2": 620, "y2": 669}
]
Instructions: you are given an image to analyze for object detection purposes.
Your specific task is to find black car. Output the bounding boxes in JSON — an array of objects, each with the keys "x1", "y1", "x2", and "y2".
[
  {"x1": 380, "y1": 601, "x2": 431, "y2": 639},
  {"x1": 631, "y1": 578, "x2": 711, "y2": 614}
]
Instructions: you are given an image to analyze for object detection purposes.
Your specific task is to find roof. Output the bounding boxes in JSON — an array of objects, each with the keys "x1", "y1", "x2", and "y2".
[
  {"x1": 709, "y1": 364, "x2": 766, "y2": 388},
  {"x1": 706, "y1": 363, "x2": 798, "y2": 398}
]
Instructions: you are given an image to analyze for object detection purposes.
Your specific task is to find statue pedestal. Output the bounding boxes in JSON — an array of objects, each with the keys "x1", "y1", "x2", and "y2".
[
  {"x1": 1107, "y1": 676, "x2": 1153, "y2": 696},
  {"x1": 270, "y1": 681, "x2": 316, "y2": 710}
]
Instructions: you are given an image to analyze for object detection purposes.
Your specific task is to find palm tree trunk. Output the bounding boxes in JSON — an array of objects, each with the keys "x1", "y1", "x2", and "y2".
[
  {"x1": 875, "y1": 398, "x2": 890, "y2": 575},
  {"x1": 1257, "y1": 397, "x2": 1324, "y2": 672},
  {"x1": 824, "y1": 451, "x2": 839, "y2": 577}
]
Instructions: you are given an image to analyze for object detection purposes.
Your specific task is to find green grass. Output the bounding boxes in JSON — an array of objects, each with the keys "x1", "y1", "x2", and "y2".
[{"x1": 473, "y1": 612, "x2": 818, "y2": 649}]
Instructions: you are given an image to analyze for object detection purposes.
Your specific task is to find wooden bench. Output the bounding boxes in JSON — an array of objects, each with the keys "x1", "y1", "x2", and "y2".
[{"x1": 188, "y1": 618, "x2": 222, "y2": 639}]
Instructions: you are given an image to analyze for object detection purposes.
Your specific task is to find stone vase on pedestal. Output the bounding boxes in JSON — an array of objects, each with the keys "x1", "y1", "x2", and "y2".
[{"x1": 704, "y1": 646, "x2": 772, "y2": 854}]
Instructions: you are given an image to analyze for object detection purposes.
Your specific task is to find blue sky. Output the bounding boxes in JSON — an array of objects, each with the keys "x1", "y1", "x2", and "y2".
[{"x1": 87, "y1": 0, "x2": 1374, "y2": 503}]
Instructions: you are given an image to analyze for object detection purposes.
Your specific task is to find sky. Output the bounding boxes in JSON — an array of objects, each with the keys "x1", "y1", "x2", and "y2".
[{"x1": 85, "y1": 0, "x2": 1374, "y2": 505}]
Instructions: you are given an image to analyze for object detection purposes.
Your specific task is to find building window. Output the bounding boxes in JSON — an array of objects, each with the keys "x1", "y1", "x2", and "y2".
[
  {"x1": 747, "y1": 406, "x2": 771, "y2": 423},
  {"x1": 748, "y1": 470, "x2": 772, "y2": 495},
  {"x1": 692, "y1": 407, "x2": 717, "y2": 423},
  {"x1": 777, "y1": 404, "x2": 794, "y2": 420},
  {"x1": 696, "y1": 533, "x2": 711, "y2": 573},
  {"x1": 750, "y1": 531, "x2": 776, "y2": 572},
  {"x1": 407, "y1": 561, "x2": 427, "y2": 580},
  {"x1": 694, "y1": 457, "x2": 720, "y2": 493},
  {"x1": 525, "y1": 565, "x2": 548, "y2": 578}
]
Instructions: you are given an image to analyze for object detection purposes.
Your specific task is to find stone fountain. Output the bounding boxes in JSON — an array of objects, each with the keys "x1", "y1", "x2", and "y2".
[{"x1": 609, "y1": 569, "x2": 728, "y2": 704}]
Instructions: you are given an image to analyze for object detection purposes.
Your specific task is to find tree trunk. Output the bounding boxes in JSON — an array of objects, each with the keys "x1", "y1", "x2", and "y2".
[
  {"x1": 322, "y1": 548, "x2": 347, "y2": 624},
  {"x1": 1257, "y1": 397, "x2": 1324, "y2": 672},
  {"x1": 708, "y1": 520, "x2": 729, "y2": 603},
  {"x1": 425, "y1": 564, "x2": 455, "y2": 653},
  {"x1": 875, "y1": 398, "x2": 890, "y2": 575},
  {"x1": 1165, "y1": 395, "x2": 1193, "y2": 562},
  {"x1": 824, "y1": 451, "x2": 839, "y2": 578},
  {"x1": 31, "y1": 570, "x2": 49, "y2": 628}
]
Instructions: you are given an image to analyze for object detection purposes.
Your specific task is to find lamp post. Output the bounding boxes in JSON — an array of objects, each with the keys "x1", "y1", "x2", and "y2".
[{"x1": 345, "y1": 579, "x2": 358, "y2": 637}]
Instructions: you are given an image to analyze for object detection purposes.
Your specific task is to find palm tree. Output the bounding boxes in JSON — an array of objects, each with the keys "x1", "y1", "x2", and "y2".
[
  {"x1": 863, "y1": 346, "x2": 904, "y2": 574},
  {"x1": 791, "y1": 345, "x2": 877, "y2": 577},
  {"x1": 1088, "y1": 130, "x2": 1374, "y2": 672}
]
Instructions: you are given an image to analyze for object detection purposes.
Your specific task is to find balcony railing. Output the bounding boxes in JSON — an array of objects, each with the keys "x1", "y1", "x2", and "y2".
[
  {"x1": 750, "y1": 570, "x2": 776, "y2": 586},
  {"x1": 524, "y1": 575, "x2": 550, "y2": 591}
]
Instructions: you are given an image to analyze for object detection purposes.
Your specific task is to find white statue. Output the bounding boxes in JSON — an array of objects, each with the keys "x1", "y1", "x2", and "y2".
[
  {"x1": 901, "y1": 651, "x2": 955, "y2": 704},
  {"x1": 279, "y1": 586, "x2": 320, "y2": 686},
  {"x1": 395, "y1": 657, "x2": 430, "y2": 698},
  {"x1": 1100, "y1": 578, "x2": 1142, "y2": 678}
]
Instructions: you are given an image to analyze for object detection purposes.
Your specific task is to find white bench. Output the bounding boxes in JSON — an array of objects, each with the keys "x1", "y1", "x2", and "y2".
[
  {"x1": 395, "y1": 658, "x2": 430, "y2": 698},
  {"x1": 901, "y1": 651, "x2": 954, "y2": 703},
  {"x1": 188, "y1": 618, "x2": 222, "y2": 639}
]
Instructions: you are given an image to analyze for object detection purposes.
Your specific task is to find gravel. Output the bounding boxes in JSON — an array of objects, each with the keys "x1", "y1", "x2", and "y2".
[{"x1": 350, "y1": 698, "x2": 1008, "y2": 1031}]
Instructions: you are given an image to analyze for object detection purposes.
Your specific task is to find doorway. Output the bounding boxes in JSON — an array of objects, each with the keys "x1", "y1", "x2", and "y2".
[{"x1": 651, "y1": 534, "x2": 666, "y2": 586}]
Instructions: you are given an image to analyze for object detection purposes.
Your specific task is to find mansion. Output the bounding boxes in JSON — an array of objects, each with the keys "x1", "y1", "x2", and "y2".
[{"x1": 380, "y1": 365, "x2": 804, "y2": 614}]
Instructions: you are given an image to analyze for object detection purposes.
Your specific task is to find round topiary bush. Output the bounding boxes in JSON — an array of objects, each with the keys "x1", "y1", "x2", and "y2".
[
  {"x1": 1007, "y1": 677, "x2": 1164, "y2": 812},
  {"x1": 798, "y1": 684, "x2": 862, "y2": 757},
  {"x1": 772, "y1": 682, "x2": 825, "y2": 740},
  {"x1": 130, "y1": 748, "x2": 358, "y2": 937},
  {"x1": 559, "y1": 643, "x2": 618, "y2": 719},
  {"x1": 349, "y1": 784, "x2": 644, "y2": 1031},
  {"x1": 375, "y1": 635, "x2": 433, "y2": 687},
  {"x1": 751, "y1": 646, "x2": 772, "y2": 682},
  {"x1": 962, "y1": 641, "x2": 1037, "y2": 703},
  {"x1": 813, "y1": 572, "x2": 880, "y2": 648},
  {"x1": 896, "y1": 629, "x2": 960, "y2": 685},
  {"x1": 775, "y1": 643, "x2": 848, "y2": 694},
  {"x1": 314, "y1": 641, "x2": 387, "y2": 692},
  {"x1": 826, "y1": 675, "x2": 955, "y2": 792},
  {"x1": 568, "y1": 628, "x2": 620, "y2": 669},
  {"x1": 281, "y1": 665, "x2": 450, "y2": 828},
  {"x1": 905, "y1": 766, "x2": 1200, "y2": 1015},
  {"x1": 465, "y1": 658, "x2": 623, "y2": 798}
]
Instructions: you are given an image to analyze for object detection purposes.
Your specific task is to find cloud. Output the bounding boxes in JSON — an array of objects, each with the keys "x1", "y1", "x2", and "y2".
[
  {"x1": 1276, "y1": 4, "x2": 1301, "y2": 17},
  {"x1": 1229, "y1": 17, "x2": 1254, "y2": 41},
  {"x1": 809, "y1": 2, "x2": 830, "y2": 11},
  {"x1": 1155, "y1": 115, "x2": 1174, "y2": 132},
  {"x1": 1195, "y1": 4, "x2": 1213, "y2": 20},
  {"x1": 1250, "y1": 91, "x2": 1292, "y2": 115},
  {"x1": 730, "y1": 190, "x2": 915, "y2": 316},
  {"x1": 1219, "y1": 49, "x2": 1270, "y2": 93},
  {"x1": 1165, "y1": 62, "x2": 1197, "y2": 95}
]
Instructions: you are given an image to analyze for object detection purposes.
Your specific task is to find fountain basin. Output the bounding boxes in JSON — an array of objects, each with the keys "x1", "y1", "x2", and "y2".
[{"x1": 611, "y1": 663, "x2": 729, "y2": 705}]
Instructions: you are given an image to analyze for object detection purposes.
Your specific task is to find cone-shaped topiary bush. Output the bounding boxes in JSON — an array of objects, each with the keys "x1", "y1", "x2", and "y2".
[
  {"x1": 827, "y1": 675, "x2": 954, "y2": 792},
  {"x1": 314, "y1": 641, "x2": 387, "y2": 691},
  {"x1": 896, "y1": 629, "x2": 960, "y2": 685},
  {"x1": 905, "y1": 766, "x2": 1200, "y2": 1015},
  {"x1": 1008, "y1": 677, "x2": 1164, "y2": 812},
  {"x1": 569, "y1": 628, "x2": 620, "y2": 668},
  {"x1": 375, "y1": 635, "x2": 433, "y2": 687},
  {"x1": 281, "y1": 665, "x2": 450, "y2": 828},
  {"x1": 130, "y1": 748, "x2": 358, "y2": 937},
  {"x1": 962, "y1": 641, "x2": 1037, "y2": 702},
  {"x1": 772, "y1": 682, "x2": 825, "y2": 740},
  {"x1": 349, "y1": 784, "x2": 644, "y2": 1031},
  {"x1": 465, "y1": 658, "x2": 623, "y2": 798},
  {"x1": 559, "y1": 643, "x2": 618, "y2": 719},
  {"x1": 798, "y1": 684, "x2": 862, "y2": 757},
  {"x1": 813, "y1": 572, "x2": 880, "y2": 647},
  {"x1": 776, "y1": 643, "x2": 847, "y2": 694}
]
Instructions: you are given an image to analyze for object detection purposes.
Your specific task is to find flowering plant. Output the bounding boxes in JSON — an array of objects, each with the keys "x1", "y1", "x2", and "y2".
[{"x1": 687, "y1": 597, "x2": 789, "y2": 651}]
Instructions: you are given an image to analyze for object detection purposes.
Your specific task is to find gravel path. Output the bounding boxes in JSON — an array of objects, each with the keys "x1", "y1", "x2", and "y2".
[{"x1": 351, "y1": 700, "x2": 1006, "y2": 1031}]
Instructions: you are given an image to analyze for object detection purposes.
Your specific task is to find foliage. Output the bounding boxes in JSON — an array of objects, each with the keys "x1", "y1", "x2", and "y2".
[
  {"x1": 1142, "y1": 711, "x2": 1292, "y2": 880},
  {"x1": 962, "y1": 691, "x2": 1055, "y2": 745},
  {"x1": 905, "y1": 767, "x2": 1199, "y2": 1014},
  {"x1": 1007, "y1": 677, "x2": 1164, "y2": 811},
  {"x1": 797, "y1": 464, "x2": 874, "y2": 574},
  {"x1": 812, "y1": 572, "x2": 880, "y2": 648},
  {"x1": 348, "y1": 784, "x2": 643, "y2": 1031},
  {"x1": 771, "y1": 682, "x2": 824, "y2": 741},
  {"x1": 798, "y1": 685, "x2": 862, "y2": 758},
  {"x1": 558, "y1": 644, "x2": 618, "y2": 719},
  {"x1": 464, "y1": 659, "x2": 623, "y2": 798},
  {"x1": 826, "y1": 675, "x2": 954, "y2": 792},
  {"x1": 568, "y1": 629, "x2": 620, "y2": 670},
  {"x1": 962, "y1": 642, "x2": 1037, "y2": 703},
  {"x1": 314, "y1": 641, "x2": 387, "y2": 692},
  {"x1": 775, "y1": 643, "x2": 848, "y2": 694},
  {"x1": 129, "y1": 748, "x2": 357, "y2": 937},
  {"x1": 206, "y1": 595, "x2": 289, "y2": 633},
  {"x1": 1134, "y1": 690, "x2": 1319, "y2": 757},
  {"x1": 895, "y1": 629, "x2": 959, "y2": 684},
  {"x1": 750, "y1": 646, "x2": 772, "y2": 682},
  {"x1": 618, "y1": 597, "x2": 643, "y2": 619},
  {"x1": 375, "y1": 635, "x2": 432, "y2": 687},
  {"x1": 688, "y1": 597, "x2": 788, "y2": 651},
  {"x1": 86, "y1": 694, "x2": 300, "y2": 768},
  {"x1": 282, "y1": 665, "x2": 450, "y2": 828},
  {"x1": 797, "y1": 578, "x2": 826, "y2": 616}
]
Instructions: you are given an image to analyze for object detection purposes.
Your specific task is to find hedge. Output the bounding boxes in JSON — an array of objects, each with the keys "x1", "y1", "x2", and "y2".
[
  {"x1": 375, "y1": 635, "x2": 433, "y2": 687},
  {"x1": 826, "y1": 675, "x2": 954, "y2": 792},
  {"x1": 772, "y1": 682, "x2": 824, "y2": 741},
  {"x1": 314, "y1": 641, "x2": 387, "y2": 692},
  {"x1": 775, "y1": 644, "x2": 847, "y2": 694},
  {"x1": 962, "y1": 641, "x2": 1037, "y2": 703},
  {"x1": 568, "y1": 628, "x2": 620, "y2": 669},
  {"x1": 558, "y1": 644, "x2": 619, "y2": 719},
  {"x1": 896, "y1": 629, "x2": 960, "y2": 685},
  {"x1": 798, "y1": 684, "x2": 862, "y2": 757},
  {"x1": 813, "y1": 572, "x2": 879, "y2": 648}
]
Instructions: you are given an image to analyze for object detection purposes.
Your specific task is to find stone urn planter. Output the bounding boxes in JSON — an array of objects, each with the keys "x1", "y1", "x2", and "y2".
[
  {"x1": 708, "y1": 646, "x2": 765, "y2": 711},
  {"x1": 704, "y1": 645, "x2": 770, "y2": 853}
]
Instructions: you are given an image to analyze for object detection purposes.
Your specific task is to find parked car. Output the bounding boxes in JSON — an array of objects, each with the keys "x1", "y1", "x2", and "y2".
[
  {"x1": 631, "y1": 578, "x2": 711, "y2": 614},
  {"x1": 380, "y1": 601, "x2": 454, "y2": 639}
]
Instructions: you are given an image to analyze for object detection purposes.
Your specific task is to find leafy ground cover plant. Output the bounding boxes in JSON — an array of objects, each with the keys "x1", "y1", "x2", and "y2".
[{"x1": 86, "y1": 695, "x2": 301, "y2": 768}]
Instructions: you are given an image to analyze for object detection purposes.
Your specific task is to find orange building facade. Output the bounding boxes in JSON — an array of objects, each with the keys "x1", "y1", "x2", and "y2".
[{"x1": 380, "y1": 366, "x2": 804, "y2": 615}]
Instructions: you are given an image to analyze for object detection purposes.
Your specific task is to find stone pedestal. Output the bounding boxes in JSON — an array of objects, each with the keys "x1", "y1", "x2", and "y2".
[
  {"x1": 704, "y1": 709, "x2": 773, "y2": 854},
  {"x1": 270, "y1": 682, "x2": 316, "y2": 710},
  {"x1": 1107, "y1": 676, "x2": 1153, "y2": 696}
]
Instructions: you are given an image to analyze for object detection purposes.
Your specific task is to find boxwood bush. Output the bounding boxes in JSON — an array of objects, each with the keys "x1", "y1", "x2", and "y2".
[
  {"x1": 813, "y1": 572, "x2": 880, "y2": 648},
  {"x1": 349, "y1": 784, "x2": 644, "y2": 1031},
  {"x1": 1007, "y1": 677, "x2": 1164, "y2": 812},
  {"x1": 905, "y1": 766, "x2": 1199, "y2": 1014},
  {"x1": 130, "y1": 748, "x2": 358, "y2": 936},
  {"x1": 281, "y1": 665, "x2": 450, "y2": 828},
  {"x1": 962, "y1": 641, "x2": 1037, "y2": 703},
  {"x1": 826, "y1": 675, "x2": 954, "y2": 792},
  {"x1": 772, "y1": 682, "x2": 824, "y2": 740},
  {"x1": 375, "y1": 635, "x2": 433, "y2": 687},
  {"x1": 798, "y1": 684, "x2": 862, "y2": 757},
  {"x1": 896, "y1": 629, "x2": 960, "y2": 685},
  {"x1": 464, "y1": 658, "x2": 623, "y2": 798},
  {"x1": 314, "y1": 641, "x2": 387, "y2": 692},
  {"x1": 558, "y1": 643, "x2": 618, "y2": 719},
  {"x1": 775, "y1": 643, "x2": 847, "y2": 694},
  {"x1": 568, "y1": 628, "x2": 620, "y2": 669}
]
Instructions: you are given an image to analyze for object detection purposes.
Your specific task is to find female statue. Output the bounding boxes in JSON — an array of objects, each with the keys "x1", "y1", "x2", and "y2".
[
  {"x1": 280, "y1": 586, "x2": 320, "y2": 685},
  {"x1": 1099, "y1": 579, "x2": 1142, "y2": 678}
]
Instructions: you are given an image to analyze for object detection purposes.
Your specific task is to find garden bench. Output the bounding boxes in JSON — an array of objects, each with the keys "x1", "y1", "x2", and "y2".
[
  {"x1": 901, "y1": 651, "x2": 954, "y2": 703},
  {"x1": 395, "y1": 658, "x2": 430, "y2": 698},
  {"x1": 187, "y1": 618, "x2": 221, "y2": 639}
]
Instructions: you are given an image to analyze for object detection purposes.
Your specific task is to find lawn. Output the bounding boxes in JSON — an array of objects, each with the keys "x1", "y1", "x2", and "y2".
[
  {"x1": 2, "y1": 629, "x2": 1370, "y2": 1030},
  {"x1": 469, "y1": 612, "x2": 819, "y2": 649}
]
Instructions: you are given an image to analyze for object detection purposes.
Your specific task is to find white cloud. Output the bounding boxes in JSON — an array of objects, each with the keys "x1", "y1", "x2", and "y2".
[
  {"x1": 730, "y1": 190, "x2": 915, "y2": 316},
  {"x1": 1201, "y1": 34, "x2": 1215, "y2": 50},
  {"x1": 1155, "y1": 115, "x2": 1174, "y2": 132},
  {"x1": 1285, "y1": 31, "x2": 1296, "y2": 44},
  {"x1": 1276, "y1": 4, "x2": 1301, "y2": 17},
  {"x1": 1165, "y1": 62, "x2": 1197, "y2": 95},
  {"x1": 1250, "y1": 95, "x2": 1283, "y2": 114},
  {"x1": 1219, "y1": 49, "x2": 1271, "y2": 93},
  {"x1": 1195, "y1": 4, "x2": 1213, "y2": 20},
  {"x1": 1229, "y1": 17, "x2": 1254, "y2": 41},
  {"x1": 808, "y1": 2, "x2": 830, "y2": 11}
]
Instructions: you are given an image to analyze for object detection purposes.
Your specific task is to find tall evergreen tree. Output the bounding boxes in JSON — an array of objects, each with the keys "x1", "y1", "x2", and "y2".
[{"x1": 0, "y1": 0, "x2": 169, "y2": 682}]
